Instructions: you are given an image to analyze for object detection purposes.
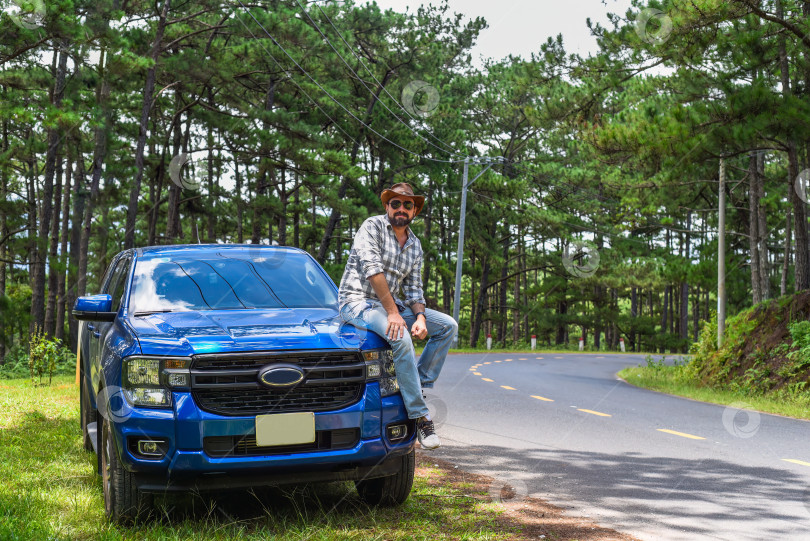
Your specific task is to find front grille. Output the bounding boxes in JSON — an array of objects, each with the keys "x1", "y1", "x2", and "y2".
[
  {"x1": 204, "y1": 428, "x2": 360, "y2": 457},
  {"x1": 190, "y1": 350, "x2": 366, "y2": 416}
]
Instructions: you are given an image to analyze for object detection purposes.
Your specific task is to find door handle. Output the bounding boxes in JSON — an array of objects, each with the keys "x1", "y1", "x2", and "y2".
[
  {"x1": 93, "y1": 331, "x2": 100, "y2": 338},
  {"x1": 87, "y1": 324, "x2": 95, "y2": 331}
]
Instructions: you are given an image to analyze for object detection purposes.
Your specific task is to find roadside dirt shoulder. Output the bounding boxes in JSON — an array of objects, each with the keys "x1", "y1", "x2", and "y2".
[{"x1": 417, "y1": 452, "x2": 639, "y2": 541}]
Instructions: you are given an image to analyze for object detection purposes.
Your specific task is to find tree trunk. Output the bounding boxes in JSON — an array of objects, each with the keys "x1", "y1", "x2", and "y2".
[
  {"x1": 124, "y1": 0, "x2": 171, "y2": 249},
  {"x1": 278, "y1": 167, "x2": 287, "y2": 245},
  {"x1": 44, "y1": 154, "x2": 64, "y2": 337},
  {"x1": 235, "y1": 155, "x2": 243, "y2": 243},
  {"x1": 782, "y1": 208, "x2": 792, "y2": 296},
  {"x1": 422, "y1": 178, "x2": 434, "y2": 290},
  {"x1": 207, "y1": 89, "x2": 216, "y2": 242},
  {"x1": 166, "y1": 98, "x2": 183, "y2": 241},
  {"x1": 498, "y1": 234, "x2": 508, "y2": 343},
  {"x1": 630, "y1": 287, "x2": 638, "y2": 352},
  {"x1": 749, "y1": 152, "x2": 762, "y2": 304},
  {"x1": 293, "y1": 177, "x2": 300, "y2": 248},
  {"x1": 777, "y1": 0, "x2": 810, "y2": 291},
  {"x1": 0, "y1": 112, "x2": 7, "y2": 360},
  {"x1": 470, "y1": 255, "x2": 492, "y2": 347},
  {"x1": 757, "y1": 151, "x2": 769, "y2": 299},
  {"x1": 55, "y1": 153, "x2": 72, "y2": 342},
  {"x1": 317, "y1": 72, "x2": 393, "y2": 263},
  {"x1": 30, "y1": 43, "x2": 69, "y2": 335},
  {"x1": 67, "y1": 139, "x2": 86, "y2": 350}
]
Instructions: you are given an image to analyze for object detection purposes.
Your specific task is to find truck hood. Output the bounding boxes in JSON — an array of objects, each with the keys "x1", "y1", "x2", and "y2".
[{"x1": 127, "y1": 308, "x2": 387, "y2": 356}]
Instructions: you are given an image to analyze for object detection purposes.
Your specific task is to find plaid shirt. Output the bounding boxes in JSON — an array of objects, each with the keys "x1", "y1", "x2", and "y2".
[{"x1": 338, "y1": 214, "x2": 426, "y2": 309}]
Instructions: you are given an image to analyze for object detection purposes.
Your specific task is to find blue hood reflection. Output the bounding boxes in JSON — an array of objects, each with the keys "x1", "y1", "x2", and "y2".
[{"x1": 128, "y1": 308, "x2": 387, "y2": 356}]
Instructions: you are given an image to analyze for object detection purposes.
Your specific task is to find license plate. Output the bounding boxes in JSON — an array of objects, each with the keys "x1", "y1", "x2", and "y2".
[{"x1": 255, "y1": 412, "x2": 315, "y2": 447}]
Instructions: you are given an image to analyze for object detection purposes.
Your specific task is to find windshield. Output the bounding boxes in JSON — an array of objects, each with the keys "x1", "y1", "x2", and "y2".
[{"x1": 128, "y1": 252, "x2": 337, "y2": 314}]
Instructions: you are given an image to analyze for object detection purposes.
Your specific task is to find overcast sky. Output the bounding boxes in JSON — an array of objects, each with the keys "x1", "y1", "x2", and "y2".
[{"x1": 370, "y1": 0, "x2": 636, "y2": 62}]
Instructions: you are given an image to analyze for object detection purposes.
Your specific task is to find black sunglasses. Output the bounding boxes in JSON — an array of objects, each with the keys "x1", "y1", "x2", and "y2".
[{"x1": 388, "y1": 200, "x2": 414, "y2": 210}]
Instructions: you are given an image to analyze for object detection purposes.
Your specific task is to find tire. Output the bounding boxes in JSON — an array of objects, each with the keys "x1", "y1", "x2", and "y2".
[
  {"x1": 80, "y1": 371, "x2": 96, "y2": 452},
  {"x1": 355, "y1": 449, "x2": 415, "y2": 506},
  {"x1": 100, "y1": 415, "x2": 153, "y2": 523}
]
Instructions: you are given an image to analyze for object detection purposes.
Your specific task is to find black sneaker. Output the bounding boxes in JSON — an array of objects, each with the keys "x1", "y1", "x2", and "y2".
[{"x1": 417, "y1": 418, "x2": 440, "y2": 449}]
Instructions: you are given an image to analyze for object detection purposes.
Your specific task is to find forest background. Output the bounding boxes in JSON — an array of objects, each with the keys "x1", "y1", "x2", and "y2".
[{"x1": 2, "y1": 0, "x2": 808, "y2": 364}]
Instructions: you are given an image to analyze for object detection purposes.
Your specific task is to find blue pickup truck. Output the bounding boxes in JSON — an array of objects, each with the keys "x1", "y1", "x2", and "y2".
[{"x1": 73, "y1": 245, "x2": 415, "y2": 522}]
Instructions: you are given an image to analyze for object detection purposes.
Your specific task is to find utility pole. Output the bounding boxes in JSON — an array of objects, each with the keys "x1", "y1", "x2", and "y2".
[
  {"x1": 718, "y1": 158, "x2": 727, "y2": 348},
  {"x1": 452, "y1": 156, "x2": 505, "y2": 348}
]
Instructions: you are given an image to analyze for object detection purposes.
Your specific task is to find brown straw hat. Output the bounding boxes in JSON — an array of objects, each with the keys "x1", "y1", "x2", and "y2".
[{"x1": 380, "y1": 182, "x2": 425, "y2": 216}]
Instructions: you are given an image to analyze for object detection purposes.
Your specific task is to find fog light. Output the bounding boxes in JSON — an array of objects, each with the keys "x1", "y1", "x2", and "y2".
[
  {"x1": 387, "y1": 424, "x2": 408, "y2": 441},
  {"x1": 137, "y1": 439, "x2": 166, "y2": 457}
]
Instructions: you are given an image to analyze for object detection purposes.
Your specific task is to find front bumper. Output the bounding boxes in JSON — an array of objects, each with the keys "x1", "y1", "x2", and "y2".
[{"x1": 110, "y1": 383, "x2": 415, "y2": 492}]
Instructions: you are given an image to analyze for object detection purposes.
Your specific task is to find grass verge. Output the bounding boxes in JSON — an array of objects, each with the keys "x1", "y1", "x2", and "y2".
[
  {"x1": 619, "y1": 364, "x2": 810, "y2": 421},
  {"x1": 0, "y1": 376, "x2": 635, "y2": 540}
]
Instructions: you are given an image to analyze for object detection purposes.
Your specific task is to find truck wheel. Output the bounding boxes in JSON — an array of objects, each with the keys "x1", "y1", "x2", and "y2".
[
  {"x1": 355, "y1": 449, "x2": 415, "y2": 506},
  {"x1": 100, "y1": 415, "x2": 152, "y2": 523},
  {"x1": 80, "y1": 373, "x2": 96, "y2": 452}
]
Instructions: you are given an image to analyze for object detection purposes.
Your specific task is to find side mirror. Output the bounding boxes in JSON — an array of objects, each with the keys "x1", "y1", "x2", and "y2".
[{"x1": 72, "y1": 294, "x2": 116, "y2": 322}]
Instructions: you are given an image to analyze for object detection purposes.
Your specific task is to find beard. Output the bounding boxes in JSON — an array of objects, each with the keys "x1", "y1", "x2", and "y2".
[{"x1": 388, "y1": 212, "x2": 412, "y2": 227}]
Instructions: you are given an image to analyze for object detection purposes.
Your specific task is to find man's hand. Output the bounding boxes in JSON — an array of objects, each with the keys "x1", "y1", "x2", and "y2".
[
  {"x1": 411, "y1": 316, "x2": 428, "y2": 340},
  {"x1": 386, "y1": 312, "x2": 408, "y2": 340}
]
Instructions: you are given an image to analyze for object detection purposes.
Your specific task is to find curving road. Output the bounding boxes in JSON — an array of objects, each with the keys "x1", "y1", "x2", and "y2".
[{"x1": 424, "y1": 353, "x2": 810, "y2": 540}]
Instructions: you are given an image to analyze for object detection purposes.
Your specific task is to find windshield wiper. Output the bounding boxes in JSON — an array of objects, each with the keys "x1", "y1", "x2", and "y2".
[{"x1": 133, "y1": 310, "x2": 178, "y2": 317}]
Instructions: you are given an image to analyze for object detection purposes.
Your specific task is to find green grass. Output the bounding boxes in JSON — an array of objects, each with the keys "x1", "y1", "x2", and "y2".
[
  {"x1": 0, "y1": 376, "x2": 520, "y2": 540},
  {"x1": 619, "y1": 364, "x2": 810, "y2": 421}
]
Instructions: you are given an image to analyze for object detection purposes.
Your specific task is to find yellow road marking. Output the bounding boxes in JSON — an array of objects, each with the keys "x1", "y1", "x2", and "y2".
[
  {"x1": 657, "y1": 429, "x2": 705, "y2": 440},
  {"x1": 473, "y1": 372, "x2": 482, "y2": 376},
  {"x1": 484, "y1": 362, "x2": 492, "y2": 365},
  {"x1": 555, "y1": 356, "x2": 564, "y2": 359},
  {"x1": 536, "y1": 357, "x2": 543, "y2": 359},
  {"x1": 782, "y1": 459, "x2": 810, "y2": 467},
  {"x1": 481, "y1": 378, "x2": 494, "y2": 382},
  {"x1": 578, "y1": 409, "x2": 612, "y2": 417},
  {"x1": 501, "y1": 385, "x2": 516, "y2": 390},
  {"x1": 531, "y1": 395, "x2": 554, "y2": 402},
  {"x1": 519, "y1": 358, "x2": 527, "y2": 360},
  {"x1": 495, "y1": 360, "x2": 502, "y2": 363},
  {"x1": 504, "y1": 358, "x2": 513, "y2": 361}
]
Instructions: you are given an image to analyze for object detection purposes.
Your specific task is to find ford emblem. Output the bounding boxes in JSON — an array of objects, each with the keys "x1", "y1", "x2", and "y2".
[{"x1": 258, "y1": 364, "x2": 305, "y2": 388}]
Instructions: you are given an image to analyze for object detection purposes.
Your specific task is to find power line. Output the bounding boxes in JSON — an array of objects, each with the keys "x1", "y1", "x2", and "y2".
[
  {"x1": 296, "y1": 0, "x2": 464, "y2": 159},
  {"x1": 310, "y1": 0, "x2": 465, "y2": 158},
  {"x1": 230, "y1": 7, "x2": 360, "y2": 147},
  {"x1": 234, "y1": 0, "x2": 464, "y2": 164}
]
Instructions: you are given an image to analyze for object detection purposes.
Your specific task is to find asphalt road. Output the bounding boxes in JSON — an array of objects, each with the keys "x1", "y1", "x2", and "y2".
[{"x1": 424, "y1": 352, "x2": 810, "y2": 540}]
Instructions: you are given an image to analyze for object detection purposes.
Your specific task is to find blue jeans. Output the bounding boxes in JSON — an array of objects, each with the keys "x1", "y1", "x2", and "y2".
[{"x1": 339, "y1": 300, "x2": 458, "y2": 420}]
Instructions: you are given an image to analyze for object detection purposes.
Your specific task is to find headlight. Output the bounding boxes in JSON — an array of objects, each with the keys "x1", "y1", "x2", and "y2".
[
  {"x1": 363, "y1": 349, "x2": 398, "y2": 397},
  {"x1": 122, "y1": 356, "x2": 191, "y2": 407}
]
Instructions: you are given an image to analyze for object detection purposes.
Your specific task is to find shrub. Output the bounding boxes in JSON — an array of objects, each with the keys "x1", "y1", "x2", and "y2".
[{"x1": 27, "y1": 326, "x2": 72, "y2": 385}]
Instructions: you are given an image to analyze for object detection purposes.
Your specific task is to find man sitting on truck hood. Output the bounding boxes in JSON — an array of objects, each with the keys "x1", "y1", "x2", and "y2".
[{"x1": 338, "y1": 182, "x2": 458, "y2": 450}]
